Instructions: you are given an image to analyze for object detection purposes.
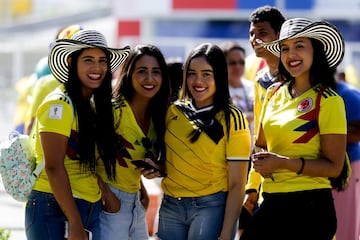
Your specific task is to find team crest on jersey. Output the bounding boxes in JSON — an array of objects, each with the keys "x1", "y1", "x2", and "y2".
[{"x1": 297, "y1": 98, "x2": 313, "y2": 113}]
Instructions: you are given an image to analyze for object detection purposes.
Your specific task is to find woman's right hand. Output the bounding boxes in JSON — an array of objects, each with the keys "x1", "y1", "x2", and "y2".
[
  {"x1": 97, "y1": 176, "x2": 121, "y2": 213},
  {"x1": 67, "y1": 221, "x2": 88, "y2": 240},
  {"x1": 243, "y1": 192, "x2": 259, "y2": 214},
  {"x1": 139, "y1": 158, "x2": 163, "y2": 179}
]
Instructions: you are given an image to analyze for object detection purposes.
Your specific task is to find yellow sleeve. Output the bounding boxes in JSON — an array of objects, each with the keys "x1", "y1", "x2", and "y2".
[{"x1": 245, "y1": 166, "x2": 263, "y2": 192}]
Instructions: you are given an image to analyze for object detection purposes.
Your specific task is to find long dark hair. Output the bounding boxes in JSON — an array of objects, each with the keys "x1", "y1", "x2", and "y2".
[
  {"x1": 181, "y1": 43, "x2": 232, "y2": 138},
  {"x1": 113, "y1": 44, "x2": 170, "y2": 162},
  {"x1": 278, "y1": 39, "x2": 336, "y2": 89},
  {"x1": 65, "y1": 48, "x2": 117, "y2": 180}
]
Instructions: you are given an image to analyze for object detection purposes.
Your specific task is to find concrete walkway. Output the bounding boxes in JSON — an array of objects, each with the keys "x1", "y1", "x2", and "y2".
[{"x1": 0, "y1": 179, "x2": 26, "y2": 240}]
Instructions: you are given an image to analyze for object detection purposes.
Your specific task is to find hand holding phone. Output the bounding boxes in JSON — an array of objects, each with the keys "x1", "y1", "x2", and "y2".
[{"x1": 131, "y1": 160, "x2": 167, "y2": 177}]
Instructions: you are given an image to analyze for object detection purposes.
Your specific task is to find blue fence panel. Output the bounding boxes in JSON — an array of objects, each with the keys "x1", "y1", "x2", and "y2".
[{"x1": 236, "y1": 0, "x2": 276, "y2": 9}]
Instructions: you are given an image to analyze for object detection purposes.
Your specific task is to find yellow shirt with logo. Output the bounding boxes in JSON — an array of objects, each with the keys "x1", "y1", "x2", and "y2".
[
  {"x1": 162, "y1": 101, "x2": 251, "y2": 197},
  {"x1": 32, "y1": 86, "x2": 101, "y2": 203},
  {"x1": 260, "y1": 82, "x2": 347, "y2": 193},
  {"x1": 97, "y1": 97, "x2": 157, "y2": 193}
]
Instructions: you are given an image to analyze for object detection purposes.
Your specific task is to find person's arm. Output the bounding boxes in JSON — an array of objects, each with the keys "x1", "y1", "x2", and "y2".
[
  {"x1": 253, "y1": 134, "x2": 346, "y2": 178},
  {"x1": 347, "y1": 120, "x2": 360, "y2": 143},
  {"x1": 25, "y1": 117, "x2": 35, "y2": 135},
  {"x1": 40, "y1": 132, "x2": 88, "y2": 240},
  {"x1": 219, "y1": 161, "x2": 248, "y2": 240},
  {"x1": 243, "y1": 167, "x2": 261, "y2": 213},
  {"x1": 140, "y1": 179, "x2": 149, "y2": 210}
]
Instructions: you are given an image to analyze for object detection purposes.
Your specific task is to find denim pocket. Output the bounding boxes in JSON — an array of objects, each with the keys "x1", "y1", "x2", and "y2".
[{"x1": 25, "y1": 197, "x2": 37, "y2": 230}]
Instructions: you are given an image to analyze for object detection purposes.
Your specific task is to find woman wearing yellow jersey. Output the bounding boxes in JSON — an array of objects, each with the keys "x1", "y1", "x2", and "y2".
[
  {"x1": 25, "y1": 30, "x2": 130, "y2": 240},
  {"x1": 97, "y1": 44, "x2": 170, "y2": 239},
  {"x1": 144, "y1": 43, "x2": 251, "y2": 240},
  {"x1": 241, "y1": 18, "x2": 346, "y2": 240}
]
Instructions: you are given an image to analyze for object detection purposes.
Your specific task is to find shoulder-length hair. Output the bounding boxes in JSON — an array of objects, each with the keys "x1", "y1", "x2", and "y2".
[
  {"x1": 181, "y1": 43, "x2": 231, "y2": 137},
  {"x1": 65, "y1": 48, "x2": 117, "y2": 180}
]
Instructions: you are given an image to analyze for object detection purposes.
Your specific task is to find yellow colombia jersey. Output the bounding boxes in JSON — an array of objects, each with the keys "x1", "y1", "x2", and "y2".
[
  {"x1": 96, "y1": 97, "x2": 157, "y2": 193},
  {"x1": 162, "y1": 101, "x2": 251, "y2": 198},
  {"x1": 32, "y1": 86, "x2": 101, "y2": 203},
  {"x1": 260, "y1": 81, "x2": 347, "y2": 193}
]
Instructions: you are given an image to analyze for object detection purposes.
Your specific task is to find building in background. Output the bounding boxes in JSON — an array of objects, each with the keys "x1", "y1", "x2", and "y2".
[
  {"x1": 114, "y1": 0, "x2": 360, "y2": 86},
  {"x1": 0, "y1": 0, "x2": 359, "y2": 87}
]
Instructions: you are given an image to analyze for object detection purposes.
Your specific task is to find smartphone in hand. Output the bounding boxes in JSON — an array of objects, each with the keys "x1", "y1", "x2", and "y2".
[{"x1": 131, "y1": 160, "x2": 167, "y2": 177}]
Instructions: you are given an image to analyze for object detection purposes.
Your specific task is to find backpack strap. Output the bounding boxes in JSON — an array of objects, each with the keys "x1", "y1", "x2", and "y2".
[{"x1": 32, "y1": 159, "x2": 45, "y2": 178}]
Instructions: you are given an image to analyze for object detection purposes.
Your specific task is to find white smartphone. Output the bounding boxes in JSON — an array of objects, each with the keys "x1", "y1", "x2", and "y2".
[{"x1": 64, "y1": 221, "x2": 93, "y2": 240}]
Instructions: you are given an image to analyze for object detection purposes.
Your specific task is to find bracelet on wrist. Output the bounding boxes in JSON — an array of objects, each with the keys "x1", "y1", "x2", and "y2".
[{"x1": 297, "y1": 157, "x2": 305, "y2": 175}]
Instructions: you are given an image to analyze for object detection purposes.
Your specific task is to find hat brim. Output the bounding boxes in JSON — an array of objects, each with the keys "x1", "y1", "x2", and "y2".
[
  {"x1": 261, "y1": 21, "x2": 344, "y2": 69},
  {"x1": 49, "y1": 39, "x2": 130, "y2": 83}
]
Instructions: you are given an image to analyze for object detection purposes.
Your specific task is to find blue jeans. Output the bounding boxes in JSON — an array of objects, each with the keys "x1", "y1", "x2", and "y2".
[
  {"x1": 157, "y1": 191, "x2": 227, "y2": 240},
  {"x1": 25, "y1": 190, "x2": 101, "y2": 240},
  {"x1": 99, "y1": 186, "x2": 148, "y2": 240}
]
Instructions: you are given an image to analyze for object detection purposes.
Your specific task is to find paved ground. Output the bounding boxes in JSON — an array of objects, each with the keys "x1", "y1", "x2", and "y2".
[{"x1": 0, "y1": 178, "x2": 27, "y2": 240}]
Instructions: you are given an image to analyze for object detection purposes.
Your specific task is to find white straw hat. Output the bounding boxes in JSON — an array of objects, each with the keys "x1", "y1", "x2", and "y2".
[
  {"x1": 260, "y1": 18, "x2": 344, "y2": 69},
  {"x1": 48, "y1": 29, "x2": 130, "y2": 83}
]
